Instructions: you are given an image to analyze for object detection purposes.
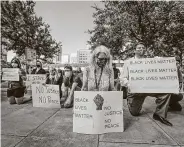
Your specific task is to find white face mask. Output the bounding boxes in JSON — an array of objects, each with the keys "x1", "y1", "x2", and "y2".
[
  {"x1": 12, "y1": 63, "x2": 18, "y2": 68},
  {"x1": 65, "y1": 71, "x2": 72, "y2": 78}
]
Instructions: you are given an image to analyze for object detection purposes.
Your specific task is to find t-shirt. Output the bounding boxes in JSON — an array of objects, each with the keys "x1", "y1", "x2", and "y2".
[{"x1": 113, "y1": 68, "x2": 120, "y2": 79}]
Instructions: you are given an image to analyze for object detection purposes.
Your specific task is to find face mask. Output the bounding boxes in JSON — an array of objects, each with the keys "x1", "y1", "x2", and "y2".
[
  {"x1": 96, "y1": 58, "x2": 107, "y2": 68},
  {"x1": 12, "y1": 62, "x2": 18, "y2": 68},
  {"x1": 65, "y1": 71, "x2": 71, "y2": 77},
  {"x1": 36, "y1": 65, "x2": 41, "y2": 68},
  {"x1": 51, "y1": 71, "x2": 55, "y2": 76}
]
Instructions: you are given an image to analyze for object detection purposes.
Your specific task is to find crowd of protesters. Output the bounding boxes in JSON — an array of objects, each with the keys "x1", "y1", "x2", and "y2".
[{"x1": 2, "y1": 43, "x2": 183, "y2": 126}]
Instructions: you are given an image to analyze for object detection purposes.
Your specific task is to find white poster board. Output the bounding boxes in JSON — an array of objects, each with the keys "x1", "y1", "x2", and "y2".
[
  {"x1": 26, "y1": 74, "x2": 46, "y2": 90},
  {"x1": 73, "y1": 91, "x2": 124, "y2": 134},
  {"x1": 129, "y1": 57, "x2": 179, "y2": 93},
  {"x1": 2, "y1": 68, "x2": 19, "y2": 81},
  {"x1": 26, "y1": 48, "x2": 36, "y2": 60},
  {"x1": 32, "y1": 84, "x2": 60, "y2": 108}
]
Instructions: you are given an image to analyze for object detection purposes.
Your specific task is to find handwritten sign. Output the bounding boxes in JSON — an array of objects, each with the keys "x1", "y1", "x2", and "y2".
[
  {"x1": 26, "y1": 48, "x2": 36, "y2": 60},
  {"x1": 129, "y1": 57, "x2": 179, "y2": 93},
  {"x1": 32, "y1": 84, "x2": 60, "y2": 108},
  {"x1": 2, "y1": 68, "x2": 19, "y2": 81},
  {"x1": 26, "y1": 74, "x2": 46, "y2": 90},
  {"x1": 73, "y1": 91, "x2": 124, "y2": 134}
]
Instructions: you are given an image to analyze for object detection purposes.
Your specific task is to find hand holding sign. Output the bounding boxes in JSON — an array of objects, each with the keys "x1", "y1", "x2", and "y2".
[{"x1": 128, "y1": 57, "x2": 179, "y2": 93}]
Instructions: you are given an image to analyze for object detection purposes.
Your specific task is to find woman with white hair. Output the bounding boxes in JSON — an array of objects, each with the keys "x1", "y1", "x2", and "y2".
[{"x1": 81, "y1": 45, "x2": 115, "y2": 91}]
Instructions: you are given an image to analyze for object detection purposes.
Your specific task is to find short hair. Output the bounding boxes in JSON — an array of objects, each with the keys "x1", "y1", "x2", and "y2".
[{"x1": 135, "y1": 42, "x2": 145, "y2": 49}]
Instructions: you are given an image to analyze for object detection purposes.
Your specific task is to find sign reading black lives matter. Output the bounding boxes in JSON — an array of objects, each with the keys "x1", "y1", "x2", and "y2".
[
  {"x1": 129, "y1": 57, "x2": 179, "y2": 93},
  {"x1": 32, "y1": 84, "x2": 60, "y2": 108},
  {"x1": 73, "y1": 91, "x2": 123, "y2": 134}
]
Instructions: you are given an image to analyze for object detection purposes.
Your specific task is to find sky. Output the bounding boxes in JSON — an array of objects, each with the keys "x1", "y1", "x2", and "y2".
[{"x1": 34, "y1": 1, "x2": 103, "y2": 55}]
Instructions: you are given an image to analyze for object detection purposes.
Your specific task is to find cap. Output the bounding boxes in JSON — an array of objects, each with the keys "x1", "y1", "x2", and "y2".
[{"x1": 64, "y1": 65, "x2": 72, "y2": 71}]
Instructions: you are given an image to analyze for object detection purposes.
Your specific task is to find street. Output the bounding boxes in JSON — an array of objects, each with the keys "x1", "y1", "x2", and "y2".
[{"x1": 1, "y1": 87, "x2": 184, "y2": 147}]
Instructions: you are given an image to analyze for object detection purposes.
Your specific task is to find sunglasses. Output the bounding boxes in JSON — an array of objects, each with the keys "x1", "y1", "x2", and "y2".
[{"x1": 97, "y1": 57, "x2": 107, "y2": 61}]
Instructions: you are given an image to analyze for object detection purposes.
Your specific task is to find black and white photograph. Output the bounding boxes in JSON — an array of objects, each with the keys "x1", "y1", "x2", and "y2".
[{"x1": 1, "y1": 0, "x2": 184, "y2": 147}]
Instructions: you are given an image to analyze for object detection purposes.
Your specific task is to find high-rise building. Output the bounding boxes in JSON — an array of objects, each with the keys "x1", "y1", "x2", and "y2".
[
  {"x1": 1, "y1": 45, "x2": 7, "y2": 61},
  {"x1": 70, "y1": 53, "x2": 77, "y2": 64},
  {"x1": 53, "y1": 46, "x2": 62, "y2": 63},
  {"x1": 61, "y1": 54, "x2": 70, "y2": 64},
  {"x1": 77, "y1": 49, "x2": 91, "y2": 64}
]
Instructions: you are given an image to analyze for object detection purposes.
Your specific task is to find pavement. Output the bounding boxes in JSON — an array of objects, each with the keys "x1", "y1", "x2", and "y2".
[{"x1": 1, "y1": 83, "x2": 184, "y2": 147}]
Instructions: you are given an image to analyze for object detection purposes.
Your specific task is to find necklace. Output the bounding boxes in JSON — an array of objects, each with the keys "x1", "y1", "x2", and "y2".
[{"x1": 94, "y1": 68, "x2": 103, "y2": 90}]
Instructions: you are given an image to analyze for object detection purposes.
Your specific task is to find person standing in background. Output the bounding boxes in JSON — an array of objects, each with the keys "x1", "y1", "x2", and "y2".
[{"x1": 31, "y1": 60, "x2": 46, "y2": 74}]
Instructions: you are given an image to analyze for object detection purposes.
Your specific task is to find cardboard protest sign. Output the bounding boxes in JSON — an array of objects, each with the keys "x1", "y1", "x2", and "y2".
[
  {"x1": 26, "y1": 74, "x2": 46, "y2": 90},
  {"x1": 26, "y1": 48, "x2": 36, "y2": 60},
  {"x1": 73, "y1": 91, "x2": 123, "y2": 134},
  {"x1": 32, "y1": 84, "x2": 60, "y2": 108},
  {"x1": 128, "y1": 57, "x2": 179, "y2": 93},
  {"x1": 2, "y1": 68, "x2": 19, "y2": 81}
]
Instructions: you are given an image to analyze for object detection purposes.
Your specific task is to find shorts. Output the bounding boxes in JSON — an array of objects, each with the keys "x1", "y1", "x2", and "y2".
[{"x1": 7, "y1": 87, "x2": 25, "y2": 98}]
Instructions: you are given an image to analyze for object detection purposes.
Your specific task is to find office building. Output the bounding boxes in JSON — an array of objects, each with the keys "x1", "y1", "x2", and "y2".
[
  {"x1": 70, "y1": 53, "x2": 77, "y2": 64},
  {"x1": 77, "y1": 49, "x2": 91, "y2": 64}
]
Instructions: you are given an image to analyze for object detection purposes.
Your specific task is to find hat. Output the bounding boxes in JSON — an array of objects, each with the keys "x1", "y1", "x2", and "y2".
[
  {"x1": 64, "y1": 65, "x2": 72, "y2": 71},
  {"x1": 175, "y1": 56, "x2": 180, "y2": 62},
  {"x1": 11, "y1": 57, "x2": 21, "y2": 68}
]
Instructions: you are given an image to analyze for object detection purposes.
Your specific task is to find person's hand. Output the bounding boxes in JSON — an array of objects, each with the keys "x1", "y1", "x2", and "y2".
[
  {"x1": 123, "y1": 78, "x2": 129, "y2": 87},
  {"x1": 64, "y1": 98, "x2": 72, "y2": 108},
  {"x1": 42, "y1": 83, "x2": 47, "y2": 86},
  {"x1": 60, "y1": 97, "x2": 66, "y2": 103},
  {"x1": 114, "y1": 79, "x2": 120, "y2": 83},
  {"x1": 81, "y1": 87, "x2": 88, "y2": 91}
]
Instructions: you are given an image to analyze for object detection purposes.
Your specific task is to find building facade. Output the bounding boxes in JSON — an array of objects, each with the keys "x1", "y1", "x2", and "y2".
[
  {"x1": 77, "y1": 49, "x2": 91, "y2": 64},
  {"x1": 1, "y1": 45, "x2": 7, "y2": 61},
  {"x1": 53, "y1": 46, "x2": 62, "y2": 63},
  {"x1": 61, "y1": 54, "x2": 70, "y2": 64},
  {"x1": 70, "y1": 53, "x2": 77, "y2": 64}
]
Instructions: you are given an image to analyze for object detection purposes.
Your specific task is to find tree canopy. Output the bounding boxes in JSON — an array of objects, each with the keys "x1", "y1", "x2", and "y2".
[
  {"x1": 1, "y1": 1, "x2": 62, "y2": 59},
  {"x1": 88, "y1": 1, "x2": 184, "y2": 61}
]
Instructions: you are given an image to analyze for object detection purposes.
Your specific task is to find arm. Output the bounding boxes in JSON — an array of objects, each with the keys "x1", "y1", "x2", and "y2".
[
  {"x1": 118, "y1": 69, "x2": 120, "y2": 78},
  {"x1": 110, "y1": 68, "x2": 115, "y2": 91},
  {"x1": 81, "y1": 67, "x2": 88, "y2": 91},
  {"x1": 120, "y1": 60, "x2": 129, "y2": 87},
  {"x1": 64, "y1": 82, "x2": 78, "y2": 107},
  {"x1": 177, "y1": 67, "x2": 183, "y2": 91},
  {"x1": 19, "y1": 69, "x2": 27, "y2": 81},
  {"x1": 61, "y1": 79, "x2": 69, "y2": 98},
  {"x1": 42, "y1": 69, "x2": 46, "y2": 74}
]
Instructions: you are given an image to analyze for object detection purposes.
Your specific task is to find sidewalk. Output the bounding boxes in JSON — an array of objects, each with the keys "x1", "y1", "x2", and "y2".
[{"x1": 1, "y1": 94, "x2": 184, "y2": 147}]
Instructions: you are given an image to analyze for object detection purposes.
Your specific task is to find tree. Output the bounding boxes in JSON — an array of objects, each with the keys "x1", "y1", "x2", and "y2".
[
  {"x1": 1, "y1": 1, "x2": 62, "y2": 59},
  {"x1": 88, "y1": 1, "x2": 184, "y2": 61}
]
